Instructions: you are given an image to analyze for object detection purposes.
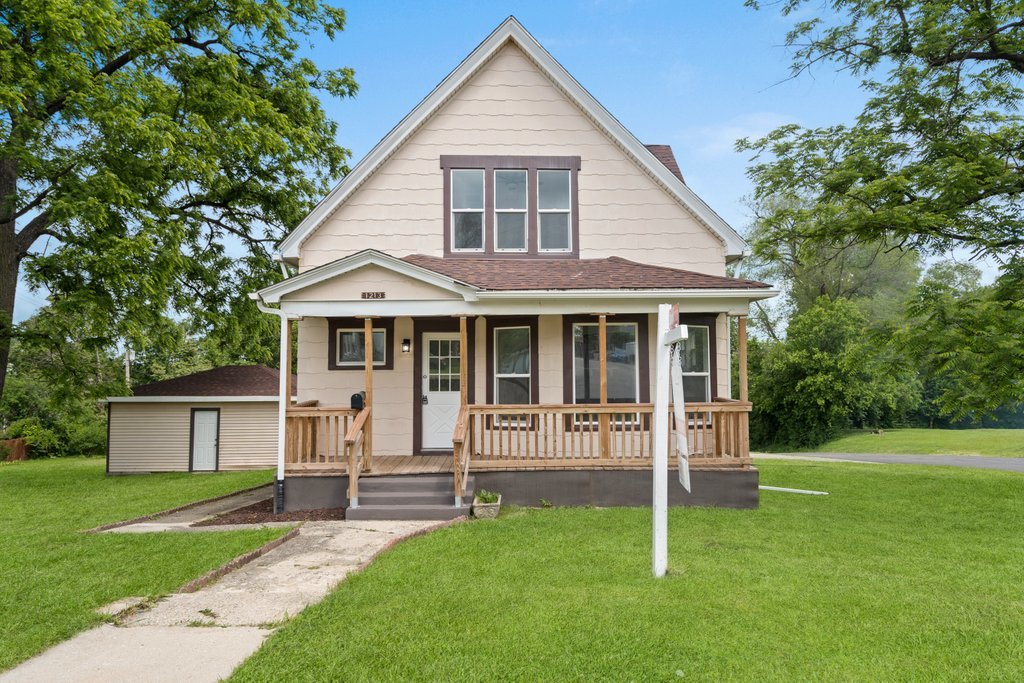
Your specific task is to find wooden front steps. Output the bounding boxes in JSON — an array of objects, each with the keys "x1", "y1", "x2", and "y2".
[{"x1": 345, "y1": 475, "x2": 474, "y2": 521}]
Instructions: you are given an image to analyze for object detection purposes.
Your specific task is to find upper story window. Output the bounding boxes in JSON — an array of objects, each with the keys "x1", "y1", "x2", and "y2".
[{"x1": 441, "y1": 155, "x2": 580, "y2": 258}]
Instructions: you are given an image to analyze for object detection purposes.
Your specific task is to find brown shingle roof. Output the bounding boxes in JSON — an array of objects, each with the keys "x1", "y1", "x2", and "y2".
[
  {"x1": 645, "y1": 144, "x2": 684, "y2": 182},
  {"x1": 402, "y1": 255, "x2": 770, "y2": 291},
  {"x1": 132, "y1": 365, "x2": 296, "y2": 397}
]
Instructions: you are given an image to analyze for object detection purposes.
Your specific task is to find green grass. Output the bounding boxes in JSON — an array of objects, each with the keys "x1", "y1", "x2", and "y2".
[
  {"x1": 801, "y1": 428, "x2": 1024, "y2": 457},
  {"x1": 0, "y1": 458, "x2": 285, "y2": 671},
  {"x1": 231, "y1": 461, "x2": 1024, "y2": 682}
]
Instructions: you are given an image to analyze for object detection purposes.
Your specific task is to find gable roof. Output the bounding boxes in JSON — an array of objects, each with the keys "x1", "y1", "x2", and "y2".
[
  {"x1": 277, "y1": 17, "x2": 749, "y2": 263},
  {"x1": 131, "y1": 365, "x2": 295, "y2": 398},
  {"x1": 401, "y1": 255, "x2": 770, "y2": 291}
]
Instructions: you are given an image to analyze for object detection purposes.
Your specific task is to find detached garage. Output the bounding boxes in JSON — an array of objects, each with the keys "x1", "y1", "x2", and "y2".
[{"x1": 106, "y1": 365, "x2": 294, "y2": 473}]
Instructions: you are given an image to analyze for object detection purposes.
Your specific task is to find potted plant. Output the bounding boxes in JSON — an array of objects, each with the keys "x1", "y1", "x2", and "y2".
[{"x1": 472, "y1": 489, "x2": 502, "y2": 519}]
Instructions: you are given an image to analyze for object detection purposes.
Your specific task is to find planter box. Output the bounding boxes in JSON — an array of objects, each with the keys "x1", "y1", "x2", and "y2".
[{"x1": 472, "y1": 495, "x2": 502, "y2": 519}]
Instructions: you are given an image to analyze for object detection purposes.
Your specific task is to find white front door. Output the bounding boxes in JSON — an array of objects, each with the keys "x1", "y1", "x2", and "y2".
[
  {"x1": 421, "y1": 332, "x2": 462, "y2": 450},
  {"x1": 191, "y1": 409, "x2": 219, "y2": 471}
]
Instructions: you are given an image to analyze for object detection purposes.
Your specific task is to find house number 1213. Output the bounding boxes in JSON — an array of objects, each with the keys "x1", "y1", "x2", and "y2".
[{"x1": 361, "y1": 292, "x2": 386, "y2": 299}]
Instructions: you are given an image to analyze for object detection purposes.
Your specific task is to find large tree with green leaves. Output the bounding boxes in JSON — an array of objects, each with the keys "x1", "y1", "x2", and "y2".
[
  {"x1": 742, "y1": 0, "x2": 1024, "y2": 412},
  {"x1": 0, "y1": 0, "x2": 356, "y2": 400}
]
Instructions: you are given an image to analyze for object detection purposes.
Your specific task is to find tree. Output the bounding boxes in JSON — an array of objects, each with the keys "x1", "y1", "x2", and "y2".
[
  {"x1": 749, "y1": 297, "x2": 919, "y2": 449},
  {"x1": 0, "y1": 0, "x2": 357, "y2": 401},
  {"x1": 742, "y1": 0, "x2": 1024, "y2": 411},
  {"x1": 899, "y1": 260, "x2": 1024, "y2": 420}
]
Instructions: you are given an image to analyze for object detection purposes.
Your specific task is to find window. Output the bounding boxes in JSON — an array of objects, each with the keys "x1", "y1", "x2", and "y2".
[
  {"x1": 327, "y1": 317, "x2": 395, "y2": 371},
  {"x1": 451, "y1": 169, "x2": 484, "y2": 251},
  {"x1": 493, "y1": 326, "x2": 531, "y2": 404},
  {"x1": 538, "y1": 170, "x2": 571, "y2": 251},
  {"x1": 427, "y1": 338, "x2": 460, "y2": 392},
  {"x1": 494, "y1": 170, "x2": 528, "y2": 251},
  {"x1": 572, "y1": 322, "x2": 639, "y2": 404},
  {"x1": 442, "y1": 156, "x2": 579, "y2": 257},
  {"x1": 679, "y1": 325, "x2": 710, "y2": 403},
  {"x1": 337, "y1": 329, "x2": 386, "y2": 367}
]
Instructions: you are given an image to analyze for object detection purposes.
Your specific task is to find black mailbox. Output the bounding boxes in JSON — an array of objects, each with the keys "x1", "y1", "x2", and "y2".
[{"x1": 351, "y1": 391, "x2": 366, "y2": 410}]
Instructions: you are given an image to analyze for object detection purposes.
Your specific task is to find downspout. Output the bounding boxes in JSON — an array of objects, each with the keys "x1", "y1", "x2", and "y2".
[{"x1": 253, "y1": 295, "x2": 297, "y2": 514}]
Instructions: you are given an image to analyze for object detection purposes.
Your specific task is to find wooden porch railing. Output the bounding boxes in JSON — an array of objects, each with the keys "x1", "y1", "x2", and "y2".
[
  {"x1": 284, "y1": 406, "x2": 359, "y2": 471},
  {"x1": 452, "y1": 404, "x2": 472, "y2": 506},
  {"x1": 344, "y1": 406, "x2": 371, "y2": 507},
  {"x1": 452, "y1": 401, "x2": 750, "y2": 476}
]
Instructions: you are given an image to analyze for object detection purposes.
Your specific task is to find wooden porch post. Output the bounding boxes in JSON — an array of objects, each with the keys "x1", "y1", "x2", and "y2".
[
  {"x1": 459, "y1": 316, "x2": 468, "y2": 407},
  {"x1": 598, "y1": 314, "x2": 610, "y2": 458},
  {"x1": 363, "y1": 317, "x2": 374, "y2": 471},
  {"x1": 738, "y1": 315, "x2": 749, "y2": 402}
]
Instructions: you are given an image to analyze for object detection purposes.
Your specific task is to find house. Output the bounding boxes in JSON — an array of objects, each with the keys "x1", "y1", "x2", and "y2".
[
  {"x1": 252, "y1": 17, "x2": 777, "y2": 517},
  {"x1": 105, "y1": 365, "x2": 295, "y2": 473}
]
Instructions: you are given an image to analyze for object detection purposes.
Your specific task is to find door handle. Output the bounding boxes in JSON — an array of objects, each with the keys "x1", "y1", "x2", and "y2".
[{"x1": 421, "y1": 394, "x2": 429, "y2": 404}]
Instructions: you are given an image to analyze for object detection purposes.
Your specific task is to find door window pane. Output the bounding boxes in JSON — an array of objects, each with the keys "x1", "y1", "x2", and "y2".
[{"x1": 573, "y1": 323, "x2": 638, "y2": 403}]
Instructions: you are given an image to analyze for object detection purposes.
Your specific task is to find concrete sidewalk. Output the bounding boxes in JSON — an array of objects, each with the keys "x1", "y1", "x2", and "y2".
[
  {"x1": 2, "y1": 520, "x2": 446, "y2": 683},
  {"x1": 756, "y1": 452, "x2": 1024, "y2": 473}
]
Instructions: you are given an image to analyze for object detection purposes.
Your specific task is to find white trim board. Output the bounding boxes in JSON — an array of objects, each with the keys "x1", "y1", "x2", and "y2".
[{"x1": 276, "y1": 17, "x2": 749, "y2": 263}]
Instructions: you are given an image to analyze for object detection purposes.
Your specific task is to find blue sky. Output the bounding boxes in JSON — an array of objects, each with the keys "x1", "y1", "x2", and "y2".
[{"x1": 9, "y1": 1, "x2": 902, "y2": 321}]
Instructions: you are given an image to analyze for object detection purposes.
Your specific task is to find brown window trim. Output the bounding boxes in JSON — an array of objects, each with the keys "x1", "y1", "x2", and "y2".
[
  {"x1": 676, "y1": 314, "x2": 719, "y2": 402},
  {"x1": 327, "y1": 317, "x2": 395, "y2": 371},
  {"x1": 561, "y1": 314, "x2": 652, "y2": 405},
  {"x1": 440, "y1": 155, "x2": 581, "y2": 259},
  {"x1": 485, "y1": 317, "x2": 540, "y2": 430}
]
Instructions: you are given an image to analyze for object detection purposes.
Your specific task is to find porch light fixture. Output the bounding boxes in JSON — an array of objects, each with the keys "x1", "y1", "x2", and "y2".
[{"x1": 401, "y1": 338, "x2": 411, "y2": 353}]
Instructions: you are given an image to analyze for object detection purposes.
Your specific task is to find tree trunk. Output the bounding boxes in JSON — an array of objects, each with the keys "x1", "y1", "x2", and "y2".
[{"x1": 0, "y1": 156, "x2": 20, "y2": 403}]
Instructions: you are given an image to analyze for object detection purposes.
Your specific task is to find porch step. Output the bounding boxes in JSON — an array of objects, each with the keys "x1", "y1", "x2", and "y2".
[
  {"x1": 346, "y1": 475, "x2": 475, "y2": 521},
  {"x1": 345, "y1": 504, "x2": 470, "y2": 521}
]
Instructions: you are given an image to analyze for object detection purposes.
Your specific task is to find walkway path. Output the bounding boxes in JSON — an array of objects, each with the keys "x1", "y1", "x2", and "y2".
[
  {"x1": 756, "y1": 452, "x2": 1024, "y2": 473},
  {"x1": 3, "y1": 515, "x2": 443, "y2": 682}
]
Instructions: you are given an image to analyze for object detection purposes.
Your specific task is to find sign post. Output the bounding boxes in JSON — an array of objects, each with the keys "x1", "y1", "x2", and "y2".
[{"x1": 652, "y1": 303, "x2": 687, "y2": 578}]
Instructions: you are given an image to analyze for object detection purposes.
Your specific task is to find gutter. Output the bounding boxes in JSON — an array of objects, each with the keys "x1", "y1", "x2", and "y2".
[{"x1": 251, "y1": 293, "x2": 301, "y2": 513}]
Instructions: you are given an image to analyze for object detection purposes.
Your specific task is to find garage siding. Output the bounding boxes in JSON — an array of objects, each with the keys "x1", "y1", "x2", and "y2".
[{"x1": 107, "y1": 401, "x2": 277, "y2": 473}]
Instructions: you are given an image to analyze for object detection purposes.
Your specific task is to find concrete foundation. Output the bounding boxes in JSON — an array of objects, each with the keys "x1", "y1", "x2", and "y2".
[
  {"x1": 283, "y1": 469, "x2": 758, "y2": 511},
  {"x1": 473, "y1": 468, "x2": 758, "y2": 509}
]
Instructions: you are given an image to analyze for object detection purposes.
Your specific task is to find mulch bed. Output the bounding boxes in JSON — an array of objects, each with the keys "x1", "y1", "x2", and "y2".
[{"x1": 192, "y1": 498, "x2": 346, "y2": 526}]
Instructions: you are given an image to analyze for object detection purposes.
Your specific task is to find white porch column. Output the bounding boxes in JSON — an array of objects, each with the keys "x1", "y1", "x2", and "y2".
[{"x1": 275, "y1": 315, "x2": 292, "y2": 513}]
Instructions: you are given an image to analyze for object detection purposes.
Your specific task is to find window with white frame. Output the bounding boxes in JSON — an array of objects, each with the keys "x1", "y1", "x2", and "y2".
[
  {"x1": 493, "y1": 326, "x2": 531, "y2": 404},
  {"x1": 336, "y1": 328, "x2": 387, "y2": 367},
  {"x1": 451, "y1": 169, "x2": 484, "y2": 251},
  {"x1": 679, "y1": 325, "x2": 710, "y2": 402},
  {"x1": 494, "y1": 170, "x2": 528, "y2": 251},
  {"x1": 572, "y1": 322, "x2": 639, "y2": 403},
  {"x1": 538, "y1": 169, "x2": 571, "y2": 251}
]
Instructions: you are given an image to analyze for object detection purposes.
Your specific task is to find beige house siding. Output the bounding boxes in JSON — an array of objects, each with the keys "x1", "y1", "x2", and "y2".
[
  {"x1": 281, "y1": 264, "x2": 461, "y2": 302},
  {"x1": 299, "y1": 43, "x2": 725, "y2": 274},
  {"x1": 107, "y1": 402, "x2": 277, "y2": 473},
  {"x1": 716, "y1": 313, "x2": 730, "y2": 399}
]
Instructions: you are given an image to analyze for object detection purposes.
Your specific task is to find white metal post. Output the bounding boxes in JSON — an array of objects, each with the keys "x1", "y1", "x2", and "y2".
[
  {"x1": 652, "y1": 304, "x2": 671, "y2": 578},
  {"x1": 275, "y1": 315, "x2": 289, "y2": 509}
]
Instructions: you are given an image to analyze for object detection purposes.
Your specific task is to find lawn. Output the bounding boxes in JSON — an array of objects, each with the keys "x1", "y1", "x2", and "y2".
[
  {"x1": 0, "y1": 457, "x2": 284, "y2": 671},
  {"x1": 231, "y1": 461, "x2": 1024, "y2": 682},
  {"x1": 803, "y1": 427, "x2": 1024, "y2": 457}
]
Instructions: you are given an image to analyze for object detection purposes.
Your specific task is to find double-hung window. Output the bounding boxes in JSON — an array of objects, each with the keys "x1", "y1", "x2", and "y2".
[
  {"x1": 538, "y1": 170, "x2": 571, "y2": 251},
  {"x1": 572, "y1": 322, "x2": 639, "y2": 404},
  {"x1": 494, "y1": 170, "x2": 528, "y2": 251},
  {"x1": 679, "y1": 325, "x2": 711, "y2": 403},
  {"x1": 493, "y1": 326, "x2": 531, "y2": 404},
  {"x1": 451, "y1": 169, "x2": 485, "y2": 251}
]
